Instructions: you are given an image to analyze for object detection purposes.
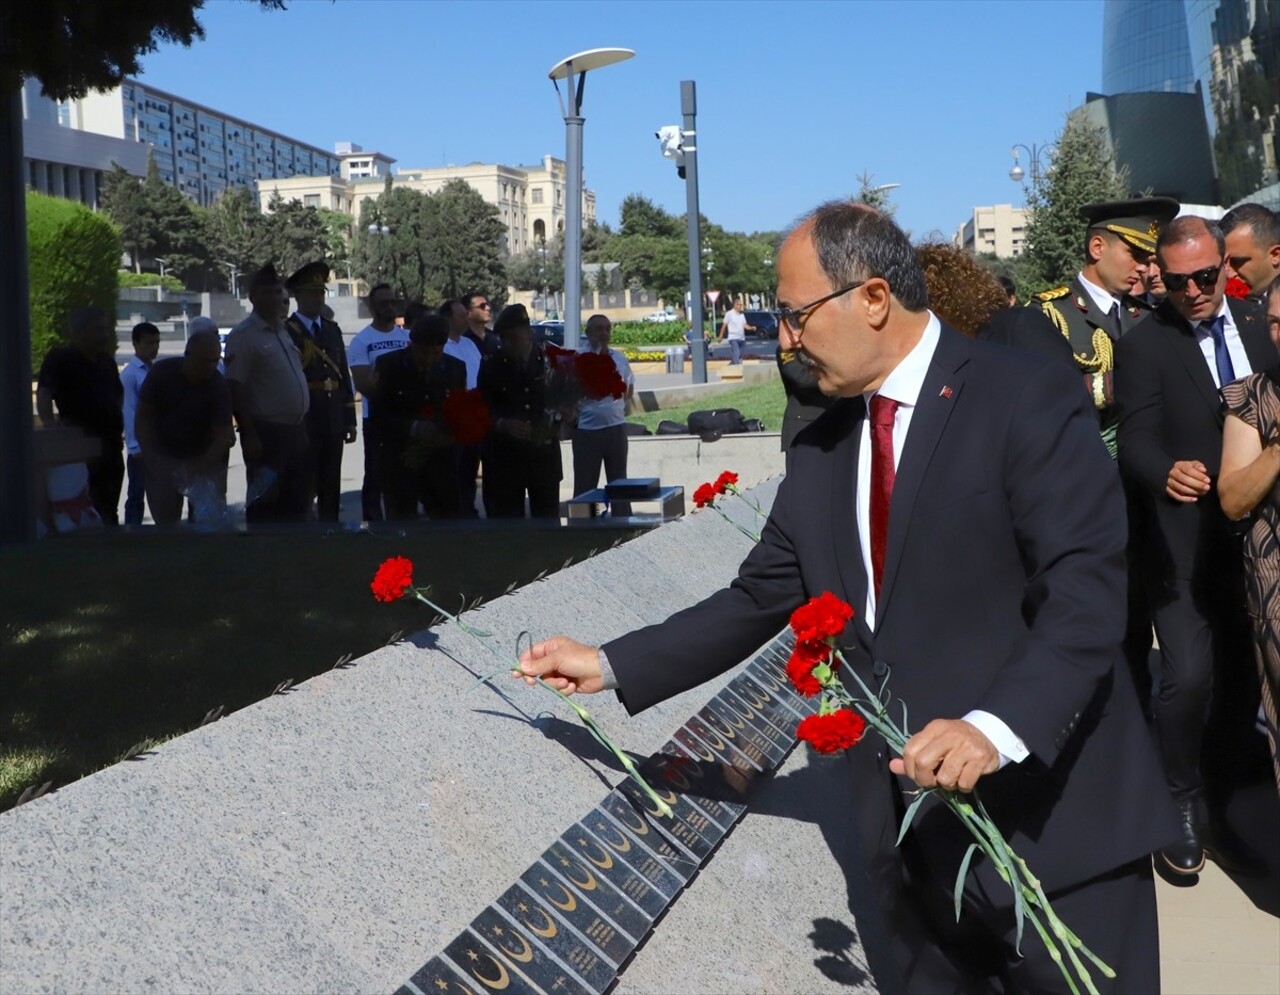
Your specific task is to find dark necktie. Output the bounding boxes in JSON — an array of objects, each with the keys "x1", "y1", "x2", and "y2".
[
  {"x1": 869, "y1": 394, "x2": 899, "y2": 600},
  {"x1": 1106, "y1": 301, "x2": 1122, "y2": 337},
  {"x1": 1205, "y1": 315, "x2": 1235, "y2": 386}
]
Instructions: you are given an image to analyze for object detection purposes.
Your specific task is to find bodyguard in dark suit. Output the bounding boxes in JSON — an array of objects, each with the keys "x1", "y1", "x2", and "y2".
[
  {"x1": 370, "y1": 314, "x2": 466, "y2": 521},
  {"x1": 1116, "y1": 215, "x2": 1274, "y2": 877},
  {"x1": 520, "y1": 203, "x2": 1176, "y2": 993},
  {"x1": 285, "y1": 261, "x2": 357, "y2": 522}
]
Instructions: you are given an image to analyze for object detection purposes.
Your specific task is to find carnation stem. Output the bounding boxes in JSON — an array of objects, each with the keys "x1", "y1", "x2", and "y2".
[
  {"x1": 709, "y1": 504, "x2": 761, "y2": 542},
  {"x1": 727, "y1": 485, "x2": 766, "y2": 519},
  {"x1": 412, "y1": 588, "x2": 673, "y2": 818}
]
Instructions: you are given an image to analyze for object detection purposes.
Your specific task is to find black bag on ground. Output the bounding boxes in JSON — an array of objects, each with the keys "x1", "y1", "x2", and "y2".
[
  {"x1": 656, "y1": 419, "x2": 688, "y2": 435},
  {"x1": 741, "y1": 418, "x2": 765, "y2": 432},
  {"x1": 687, "y1": 408, "x2": 747, "y2": 435}
]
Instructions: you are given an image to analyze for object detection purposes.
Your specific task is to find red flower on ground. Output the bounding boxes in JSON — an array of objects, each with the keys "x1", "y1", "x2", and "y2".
[
  {"x1": 785, "y1": 639, "x2": 829, "y2": 697},
  {"x1": 1225, "y1": 276, "x2": 1252, "y2": 300},
  {"x1": 714, "y1": 470, "x2": 739, "y2": 494},
  {"x1": 575, "y1": 351, "x2": 627, "y2": 399},
  {"x1": 797, "y1": 708, "x2": 868, "y2": 754},
  {"x1": 442, "y1": 389, "x2": 493, "y2": 446},
  {"x1": 693, "y1": 482, "x2": 717, "y2": 508},
  {"x1": 790, "y1": 591, "x2": 854, "y2": 643},
  {"x1": 372, "y1": 556, "x2": 414, "y2": 603}
]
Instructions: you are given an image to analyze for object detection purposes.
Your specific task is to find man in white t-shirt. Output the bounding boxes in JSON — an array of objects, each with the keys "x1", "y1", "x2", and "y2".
[
  {"x1": 718, "y1": 297, "x2": 756, "y2": 365},
  {"x1": 439, "y1": 298, "x2": 484, "y2": 514},
  {"x1": 347, "y1": 282, "x2": 409, "y2": 521},
  {"x1": 572, "y1": 314, "x2": 635, "y2": 499}
]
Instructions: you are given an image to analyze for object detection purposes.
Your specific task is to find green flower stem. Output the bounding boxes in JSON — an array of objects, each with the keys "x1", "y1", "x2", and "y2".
[
  {"x1": 410, "y1": 587, "x2": 673, "y2": 818},
  {"x1": 708, "y1": 503, "x2": 761, "y2": 542},
  {"x1": 727, "y1": 485, "x2": 766, "y2": 519}
]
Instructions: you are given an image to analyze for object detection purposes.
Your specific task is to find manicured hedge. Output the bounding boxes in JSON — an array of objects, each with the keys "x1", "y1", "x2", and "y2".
[
  {"x1": 609, "y1": 320, "x2": 688, "y2": 346},
  {"x1": 118, "y1": 270, "x2": 183, "y2": 292},
  {"x1": 27, "y1": 192, "x2": 120, "y2": 368}
]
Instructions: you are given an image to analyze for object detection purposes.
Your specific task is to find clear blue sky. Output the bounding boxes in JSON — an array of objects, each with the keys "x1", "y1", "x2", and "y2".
[{"x1": 135, "y1": 0, "x2": 1104, "y2": 239}]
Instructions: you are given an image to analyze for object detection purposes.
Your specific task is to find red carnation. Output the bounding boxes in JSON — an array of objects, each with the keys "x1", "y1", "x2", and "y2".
[
  {"x1": 790, "y1": 591, "x2": 854, "y2": 643},
  {"x1": 442, "y1": 389, "x2": 493, "y2": 446},
  {"x1": 714, "y1": 470, "x2": 739, "y2": 494},
  {"x1": 797, "y1": 708, "x2": 868, "y2": 754},
  {"x1": 693, "y1": 482, "x2": 717, "y2": 508},
  {"x1": 785, "y1": 639, "x2": 829, "y2": 697},
  {"x1": 371, "y1": 556, "x2": 414, "y2": 603},
  {"x1": 1225, "y1": 276, "x2": 1252, "y2": 300},
  {"x1": 575, "y1": 351, "x2": 627, "y2": 400},
  {"x1": 544, "y1": 343, "x2": 578, "y2": 371}
]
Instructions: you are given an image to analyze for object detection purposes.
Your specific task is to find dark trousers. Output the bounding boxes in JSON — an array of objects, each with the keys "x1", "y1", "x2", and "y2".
[
  {"x1": 360, "y1": 417, "x2": 386, "y2": 522},
  {"x1": 1150, "y1": 571, "x2": 1253, "y2": 805},
  {"x1": 485, "y1": 441, "x2": 561, "y2": 519},
  {"x1": 571, "y1": 424, "x2": 628, "y2": 498},
  {"x1": 244, "y1": 421, "x2": 309, "y2": 524},
  {"x1": 456, "y1": 443, "x2": 481, "y2": 517},
  {"x1": 124, "y1": 453, "x2": 146, "y2": 525},
  {"x1": 87, "y1": 438, "x2": 124, "y2": 527},
  {"x1": 892, "y1": 853, "x2": 1159, "y2": 994},
  {"x1": 304, "y1": 394, "x2": 346, "y2": 522},
  {"x1": 382, "y1": 445, "x2": 461, "y2": 521}
]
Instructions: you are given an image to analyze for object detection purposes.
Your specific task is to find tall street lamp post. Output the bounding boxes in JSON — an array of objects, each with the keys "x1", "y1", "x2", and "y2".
[
  {"x1": 548, "y1": 47, "x2": 634, "y2": 351},
  {"x1": 1008, "y1": 143, "x2": 1056, "y2": 191}
]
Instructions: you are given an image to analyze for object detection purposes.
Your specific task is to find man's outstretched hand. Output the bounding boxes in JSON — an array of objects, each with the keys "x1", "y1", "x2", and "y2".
[
  {"x1": 516, "y1": 636, "x2": 605, "y2": 695},
  {"x1": 889, "y1": 719, "x2": 1000, "y2": 793}
]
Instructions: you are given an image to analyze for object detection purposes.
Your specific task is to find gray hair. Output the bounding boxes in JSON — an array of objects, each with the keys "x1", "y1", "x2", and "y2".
[
  {"x1": 188, "y1": 316, "x2": 218, "y2": 336},
  {"x1": 1156, "y1": 215, "x2": 1225, "y2": 259},
  {"x1": 790, "y1": 201, "x2": 929, "y2": 312}
]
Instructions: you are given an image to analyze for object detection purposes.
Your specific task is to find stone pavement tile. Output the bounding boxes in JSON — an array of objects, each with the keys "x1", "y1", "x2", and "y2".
[
  {"x1": 1157, "y1": 862, "x2": 1277, "y2": 922},
  {"x1": 1159, "y1": 911, "x2": 1280, "y2": 966},
  {"x1": 1160, "y1": 960, "x2": 1280, "y2": 995}
]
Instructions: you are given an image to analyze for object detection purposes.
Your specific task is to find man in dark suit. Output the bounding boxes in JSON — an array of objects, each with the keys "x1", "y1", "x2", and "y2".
[
  {"x1": 519, "y1": 202, "x2": 1176, "y2": 993},
  {"x1": 285, "y1": 261, "x2": 358, "y2": 522},
  {"x1": 370, "y1": 314, "x2": 466, "y2": 521},
  {"x1": 1116, "y1": 214, "x2": 1274, "y2": 878}
]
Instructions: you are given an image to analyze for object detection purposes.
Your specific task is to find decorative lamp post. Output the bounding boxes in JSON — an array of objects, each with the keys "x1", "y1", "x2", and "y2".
[
  {"x1": 548, "y1": 47, "x2": 635, "y2": 351},
  {"x1": 1008, "y1": 143, "x2": 1056, "y2": 190}
]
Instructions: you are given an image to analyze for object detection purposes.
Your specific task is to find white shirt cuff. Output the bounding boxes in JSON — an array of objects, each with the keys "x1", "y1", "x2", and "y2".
[
  {"x1": 962, "y1": 710, "x2": 1030, "y2": 768},
  {"x1": 598, "y1": 648, "x2": 619, "y2": 691}
]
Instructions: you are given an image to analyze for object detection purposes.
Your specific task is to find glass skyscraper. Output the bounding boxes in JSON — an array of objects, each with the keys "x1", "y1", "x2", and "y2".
[{"x1": 1102, "y1": 0, "x2": 1196, "y2": 94}]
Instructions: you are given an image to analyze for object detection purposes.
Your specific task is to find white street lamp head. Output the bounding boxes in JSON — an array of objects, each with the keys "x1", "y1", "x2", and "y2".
[
  {"x1": 1009, "y1": 162, "x2": 1025, "y2": 183},
  {"x1": 548, "y1": 47, "x2": 635, "y2": 80}
]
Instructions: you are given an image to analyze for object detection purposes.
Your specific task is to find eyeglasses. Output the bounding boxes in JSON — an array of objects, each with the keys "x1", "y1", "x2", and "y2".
[
  {"x1": 472, "y1": 302, "x2": 491, "y2": 310},
  {"x1": 777, "y1": 281, "x2": 866, "y2": 333},
  {"x1": 1162, "y1": 264, "x2": 1222, "y2": 294}
]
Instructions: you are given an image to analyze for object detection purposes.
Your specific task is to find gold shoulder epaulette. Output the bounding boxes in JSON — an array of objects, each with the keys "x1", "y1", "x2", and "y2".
[{"x1": 1034, "y1": 286, "x2": 1070, "y2": 302}]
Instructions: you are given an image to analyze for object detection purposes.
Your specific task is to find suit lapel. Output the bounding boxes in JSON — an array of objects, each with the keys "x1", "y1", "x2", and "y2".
[
  {"x1": 1233, "y1": 298, "x2": 1276, "y2": 374},
  {"x1": 876, "y1": 327, "x2": 969, "y2": 630},
  {"x1": 1158, "y1": 302, "x2": 1224, "y2": 420},
  {"x1": 828, "y1": 400, "x2": 873, "y2": 644},
  {"x1": 1071, "y1": 277, "x2": 1116, "y2": 341}
]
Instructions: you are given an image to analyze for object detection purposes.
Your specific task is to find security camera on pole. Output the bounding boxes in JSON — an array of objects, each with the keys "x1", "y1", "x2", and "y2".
[{"x1": 655, "y1": 80, "x2": 708, "y2": 384}]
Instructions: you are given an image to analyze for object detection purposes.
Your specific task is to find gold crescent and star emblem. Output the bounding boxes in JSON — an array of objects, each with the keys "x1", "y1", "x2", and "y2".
[
  {"x1": 465, "y1": 949, "x2": 511, "y2": 991},
  {"x1": 754, "y1": 670, "x2": 783, "y2": 691},
  {"x1": 558, "y1": 855, "x2": 598, "y2": 891},
  {"x1": 678, "y1": 736, "x2": 716, "y2": 762},
  {"x1": 697, "y1": 724, "x2": 727, "y2": 750},
  {"x1": 489, "y1": 925, "x2": 535, "y2": 963},
  {"x1": 660, "y1": 762, "x2": 692, "y2": 790},
  {"x1": 738, "y1": 685, "x2": 768, "y2": 709},
  {"x1": 712, "y1": 705, "x2": 747, "y2": 730},
  {"x1": 594, "y1": 820, "x2": 631, "y2": 852},
  {"x1": 431, "y1": 976, "x2": 476, "y2": 995},
  {"x1": 729, "y1": 697, "x2": 758, "y2": 720},
  {"x1": 576, "y1": 835, "x2": 615, "y2": 870},
  {"x1": 518, "y1": 902, "x2": 559, "y2": 939},
  {"x1": 539, "y1": 876, "x2": 578, "y2": 912},
  {"x1": 609, "y1": 804, "x2": 650, "y2": 836}
]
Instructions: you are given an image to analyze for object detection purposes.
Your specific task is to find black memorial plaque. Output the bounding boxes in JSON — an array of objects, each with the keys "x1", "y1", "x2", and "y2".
[
  {"x1": 597, "y1": 790, "x2": 703, "y2": 877},
  {"x1": 403, "y1": 955, "x2": 481, "y2": 995},
  {"x1": 696, "y1": 704, "x2": 774, "y2": 769},
  {"x1": 643, "y1": 752, "x2": 749, "y2": 828},
  {"x1": 442, "y1": 929, "x2": 540, "y2": 995},
  {"x1": 717, "y1": 685, "x2": 795, "y2": 750},
  {"x1": 701, "y1": 699, "x2": 788, "y2": 767},
  {"x1": 540, "y1": 843, "x2": 653, "y2": 942},
  {"x1": 613, "y1": 780, "x2": 723, "y2": 859},
  {"x1": 493, "y1": 883, "x2": 618, "y2": 993},
  {"x1": 577, "y1": 809, "x2": 687, "y2": 901},
  {"x1": 683, "y1": 713, "x2": 764, "y2": 774},
  {"x1": 517, "y1": 866, "x2": 638, "y2": 968},
  {"x1": 728, "y1": 673, "x2": 808, "y2": 731},
  {"x1": 747, "y1": 655, "x2": 813, "y2": 710},
  {"x1": 563, "y1": 821, "x2": 669, "y2": 917},
  {"x1": 468, "y1": 904, "x2": 592, "y2": 995}
]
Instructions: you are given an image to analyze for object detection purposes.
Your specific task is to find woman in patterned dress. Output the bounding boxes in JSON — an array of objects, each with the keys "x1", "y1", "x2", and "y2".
[{"x1": 1219, "y1": 275, "x2": 1280, "y2": 793}]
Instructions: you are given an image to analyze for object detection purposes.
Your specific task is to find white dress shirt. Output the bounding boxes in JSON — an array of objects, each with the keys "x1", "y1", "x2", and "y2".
[
  {"x1": 1076, "y1": 271, "x2": 1119, "y2": 316},
  {"x1": 444, "y1": 334, "x2": 482, "y2": 389},
  {"x1": 120, "y1": 355, "x2": 150, "y2": 456},
  {"x1": 1193, "y1": 300, "x2": 1251, "y2": 389},
  {"x1": 856, "y1": 312, "x2": 1029, "y2": 766}
]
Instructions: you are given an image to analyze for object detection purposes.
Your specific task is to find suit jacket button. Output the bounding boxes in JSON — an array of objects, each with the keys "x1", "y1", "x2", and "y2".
[{"x1": 873, "y1": 659, "x2": 889, "y2": 678}]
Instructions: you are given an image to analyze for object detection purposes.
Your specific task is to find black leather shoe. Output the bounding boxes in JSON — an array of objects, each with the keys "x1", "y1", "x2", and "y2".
[
  {"x1": 1202, "y1": 819, "x2": 1269, "y2": 877},
  {"x1": 1160, "y1": 799, "x2": 1206, "y2": 875}
]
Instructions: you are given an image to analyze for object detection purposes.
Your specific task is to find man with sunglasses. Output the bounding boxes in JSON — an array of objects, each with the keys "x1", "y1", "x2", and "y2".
[
  {"x1": 1116, "y1": 215, "x2": 1274, "y2": 878},
  {"x1": 461, "y1": 292, "x2": 500, "y2": 358},
  {"x1": 521, "y1": 202, "x2": 1175, "y2": 993},
  {"x1": 1028, "y1": 197, "x2": 1179, "y2": 457}
]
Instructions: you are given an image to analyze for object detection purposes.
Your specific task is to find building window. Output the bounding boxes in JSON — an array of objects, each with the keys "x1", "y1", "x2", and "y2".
[
  {"x1": 304, "y1": 194, "x2": 320, "y2": 208},
  {"x1": 532, "y1": 187, "x2": 543, "y2": 204}
]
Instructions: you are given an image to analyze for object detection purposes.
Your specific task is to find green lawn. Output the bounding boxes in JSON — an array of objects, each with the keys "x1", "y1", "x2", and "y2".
[
  {"x1": 0, "y1": 524, "x2": 639, "y2": 811},
  {"x1": 627, "y1": 379, "x2": 788, "y2": 433}
]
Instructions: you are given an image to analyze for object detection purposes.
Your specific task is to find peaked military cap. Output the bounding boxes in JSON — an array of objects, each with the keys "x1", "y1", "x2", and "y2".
[
  {"x1": 247, "y1": 262, "x2": 283, "y2": 292},
  {"x1": 1079, "y1": 197, "x2": 1180, "y2": 255},
  {"x1": 286, "y1": 260, "x2": 330, "y2": 291}
]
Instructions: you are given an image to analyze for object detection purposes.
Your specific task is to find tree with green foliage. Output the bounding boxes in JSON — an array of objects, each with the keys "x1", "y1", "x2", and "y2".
[
  {"x1": 317, "y1": 207, "x2": 352, "y2": 278},
  {"x1": 423, "y1": 179, "x2": 507, "y2": 301},
  {"x1": 99, "y1": 155, "x2": 208, "y2": 287},
  {"x1": 1020, "y1": 115, "x2": 1130, "y2": 294},
  {"x1": 507, "y1": 234, "x2": 565, "y2": 294},
  {"x1": 253, "y1": 192, "x2": 331, "y2": 281},
  {"x1": 618, "y1": 194, "x2": 682, "y2": 239},
  {"x1": 349, "y1": 185, "x2": 433, "y2": 300},
  {"x1": 855, "y1": 171, "x2": 898, "y2": 216},
  {"x1": 26, "y1": 192, "x2": 120, "y2": 366},
  {"x1": 99, "y1": 163, "x2": 151, "y2": 272},
  {"x1": 203, "y1": 186, "x2": 261, "y2": 292}
]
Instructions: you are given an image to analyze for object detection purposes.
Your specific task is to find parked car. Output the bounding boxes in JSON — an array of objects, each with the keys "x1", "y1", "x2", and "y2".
[
  {"x1": 531, "y1": 320, "x2": 565, "y2": 346},
  {"x1": 743, "y1": 309, "x2": 780, "y2": 338},
  {"x1": 641, "y1": 310, "x2": 679, "y2": 323}
]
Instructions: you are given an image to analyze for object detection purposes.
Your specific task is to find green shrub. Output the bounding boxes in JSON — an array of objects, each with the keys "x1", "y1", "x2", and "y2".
[
  {"x1": 610, "y1": 320, "x2": 688, "y2": 346},
  {"x1": 27, "y1": 192, "x2": 120, "y2": 369},
  {"x1": 118, "y1": 270, "x2": 183, "y2": 292}
]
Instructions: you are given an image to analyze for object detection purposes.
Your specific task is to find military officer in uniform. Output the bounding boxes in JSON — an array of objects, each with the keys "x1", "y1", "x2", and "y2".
[
  {"x1": 285, "y1": 261, "x2": 357, "y2": 521},
  {"x1": 1028, "y1": 197, "x2": 1180, "y2": 457}
]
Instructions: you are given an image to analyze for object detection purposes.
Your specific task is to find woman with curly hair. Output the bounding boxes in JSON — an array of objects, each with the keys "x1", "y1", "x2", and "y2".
[{"x1": 914, "y1": 241, "x2": 1072, "y2": 364}]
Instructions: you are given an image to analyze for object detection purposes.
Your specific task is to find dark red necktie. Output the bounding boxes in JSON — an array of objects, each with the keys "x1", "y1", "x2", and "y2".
[{"x1": 869, "y1": 394, "x2": 899, "y2": 600}]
